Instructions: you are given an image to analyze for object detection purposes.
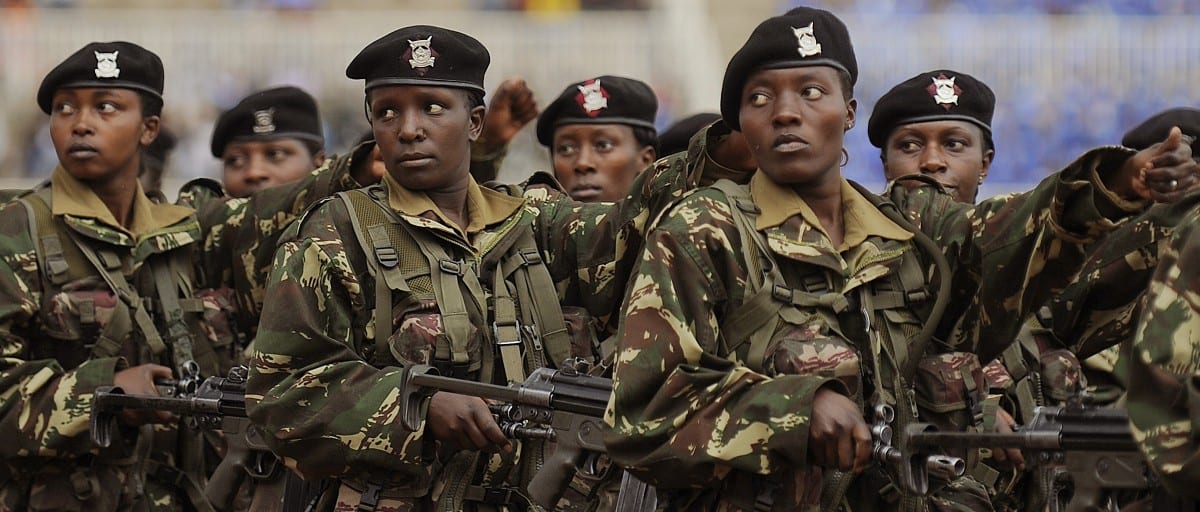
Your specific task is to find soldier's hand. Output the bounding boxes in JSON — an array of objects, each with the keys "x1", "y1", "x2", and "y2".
[
  {"x1": 477, "y1": 78, "x2": 538, "y2": 152},
  {"x1": 809, "y1": 387, "x2": 871, "y2": 473},
  {"x1": 427, "y1": 391, "x2": 513, "y2": 453},
  {"x1": 1124, "y1": 127, "x2": 1198, "y2": 203},
  {"x1": 112, "y1": 364, "x2": 175, "y2": 426},
  {"x1": 989, "y1": 408, "x2": 1025, "y2": 470}
]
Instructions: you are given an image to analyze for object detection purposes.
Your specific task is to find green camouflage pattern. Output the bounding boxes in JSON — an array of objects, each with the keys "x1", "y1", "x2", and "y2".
[
  {"x1": 604, "y1": 124, "x2": 1149, "y2": 511},
  {"x1": 1126, "y1": 197, "x2": 1200, "y2": 498},
  {"x1": 245, "y1": 156, "x2": 695, "y2": 510},
  {"x1": 0, "y1": 157, "x2": 357, "y2": 510}
]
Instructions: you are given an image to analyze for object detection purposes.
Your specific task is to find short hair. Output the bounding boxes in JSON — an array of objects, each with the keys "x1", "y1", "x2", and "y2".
[
  {"x1": 138, "y1": 90, "x2": 163, "y2": 118},
  {"x1": 631, "y1": 125, "x2": 659, "y2": 154}
]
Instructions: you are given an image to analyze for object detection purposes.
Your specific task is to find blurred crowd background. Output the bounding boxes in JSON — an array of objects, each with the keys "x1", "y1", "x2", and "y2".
[{"x1": 1, "y1": 0, "x2": 1197, "y2": 197}]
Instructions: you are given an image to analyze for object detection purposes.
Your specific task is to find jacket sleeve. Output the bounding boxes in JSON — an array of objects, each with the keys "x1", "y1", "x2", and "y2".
[
  {"x1": 906, "y1": 146, "x2": 1149, "y2": 363},
  {"x1": 1127, "y1": 207, "x2": 1200, "y2": 498},
  {"x1": 0, "y1": 202, "x2": 121, "y2": 460},
  {"x1": 532, "y1": 153, "x2": 698, "y2": 338},
  {"x1": 197, "y1": 153, "x2": 361, "y2": 336},
  {"x1": 244, "y1": 200, "x2": 430, "y2": 486},
  {"x1": 603, "y1": 190, "x2": 834, "y2": 488}
]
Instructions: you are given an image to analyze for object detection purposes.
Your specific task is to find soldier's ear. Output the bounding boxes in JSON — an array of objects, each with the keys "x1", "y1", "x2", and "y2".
[
  {"x1": 467, "y1": 104, "x2": 486, "y2": 142},
  {"x1": 139, "y1": 115, "x2": 161, "y2": 148},
  {"x1": 844, "y1": 98, "x2": 857, "y2": 132},
  {"x1": 979, "y1": 147, "x2": 994, "y2": 184}
]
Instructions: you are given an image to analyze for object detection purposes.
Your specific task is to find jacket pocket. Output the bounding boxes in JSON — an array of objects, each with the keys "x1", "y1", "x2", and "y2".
[
  {"x1": 913, "y1": 351, "x2": 986, "y2": 434},
  {"x1": 766, "y1": 322, "x2": 862, "y2": 398}
]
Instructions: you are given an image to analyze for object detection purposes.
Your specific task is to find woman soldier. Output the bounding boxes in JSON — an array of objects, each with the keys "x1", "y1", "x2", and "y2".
[
  {"x1": 0, "y1": 42, "x2": 371, "y2": 511},
  {"x1": 245, "y1": 25, "x2": 700, "y2": 511},
  {"x1": 604, "y1": 7, "x2": 1195, "y2": 511}
]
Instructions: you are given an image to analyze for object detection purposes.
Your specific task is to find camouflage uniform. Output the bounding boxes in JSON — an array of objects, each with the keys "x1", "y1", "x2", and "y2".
[
  {"x1": 1127, "y1": 197, "x2": 1200, "y2": 498},
  {"x1": 0, "y1": 157, "x2": 356, "y2": 511},
  {"x1": 245, "y1": 152, "x2": 695, "y2": 511},
  {"x1": 604, "y1": 125, "x2": 1149, "y2": 511}
]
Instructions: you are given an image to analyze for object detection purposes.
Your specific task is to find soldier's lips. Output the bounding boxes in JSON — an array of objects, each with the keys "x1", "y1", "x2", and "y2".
[
  {"x1": 67, "y1": 143, "x2": 99, "y2": 159},
  {"x1": 570, "y1": 186, "x2": 603, "y2": 200},
  {"x1": 396, "y1": 153, "x2": 434, "y2": 168},
  {"x1": 772, "y1": 134, "x2": 809, "y2": 153}
]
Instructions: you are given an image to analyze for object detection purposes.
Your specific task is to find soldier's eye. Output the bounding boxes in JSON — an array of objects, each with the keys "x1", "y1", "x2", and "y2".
[
  {"x1": 800, "y1": 87, "x2": 824, "y2": 100},
  {"x1": 223, "y1": 155, "x2": 246, "y2": 168},
  {"x1": 747, "y1": 93, "x2": 769, "y2": 107},
  {"x1": 555, "y1": 144, "x2": 578, "y2": 157},
  {"x1": 54, "y1": 102, "x2": 77, "y2": 115},
  {"x1": 898, "y1": 141, "x2": 921, "y2": 152},
  {"x1": 595, "y1": 140, "x2": 615, "y2": 152},
  {"x1": 945, "y1": 139, "x2": 968, "y2": 151},
  {"x1": 375, "y1": 108, "x2": 398, "y2": 121},
  {"x1": 267, "y1": 149, "x2": 289, "y2": 161},
  {"x1": 96, "y1": 102, "x2": 118, "y2": 113},
  {"x1": 427, "y1": 103, "x2": 446, "y2": 115}
]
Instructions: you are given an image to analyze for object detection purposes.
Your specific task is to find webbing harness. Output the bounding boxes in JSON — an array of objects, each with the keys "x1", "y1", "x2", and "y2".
[{"x1": 338, "y1": 184, "x2": 573, "y2": 385}]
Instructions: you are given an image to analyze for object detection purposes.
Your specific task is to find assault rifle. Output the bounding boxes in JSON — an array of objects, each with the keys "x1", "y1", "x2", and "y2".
[
  {"x1": 893, "y1": 398, "x2": 1154, "y2": 512},
  {"x1": 397, "y1": 358, "x2": 641, "y2": 510},
  {"x1": 90, "y1": 365, "x2": 278, "y2": 512}
]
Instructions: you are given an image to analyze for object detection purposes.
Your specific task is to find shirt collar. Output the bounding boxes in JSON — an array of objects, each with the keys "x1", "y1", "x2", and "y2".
[
  {"x1": 750, "y1": 171, "x2": 912, "y2": 250},
  {"x1": 50, "y1": 167, "x2": 193, "y2": 238},
  {"x1": 383, "y1": 172, "x2": 524, "y2": 234}
]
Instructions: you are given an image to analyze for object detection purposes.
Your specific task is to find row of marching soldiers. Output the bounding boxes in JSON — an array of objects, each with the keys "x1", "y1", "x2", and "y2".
[{"x1": 0, "y1": 6, "x2": 1198, "y2": 512}]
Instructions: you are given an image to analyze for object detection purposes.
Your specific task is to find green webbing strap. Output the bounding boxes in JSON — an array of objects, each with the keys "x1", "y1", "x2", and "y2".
[
  {"x1": 338, "y1": 191, "x2": 398, "y2": 360},
  {"x1": 501, "y1": 227, "x2": 570, "y2": 370},
  {"x1": 710, "y1": 180, "x2": 775, "y2": 371},
  {"x1": 91, "y1": 300, "x2": 133, "y2": 359},
  {"x1": 418, "y1": 240, "x2": 473, "y2": 367},
  {"x1": 151, "y1": 253, "x2": 196, "y2": 371},
  {"x1": 22, "y1": 188, "x2": 75, "y2": 285},
  {"x1": 492, "y1": 268, "x2": 525, "y2": 384},
  {"x1": 64, "y1": 229, "x2": 168, "y2": 356}
]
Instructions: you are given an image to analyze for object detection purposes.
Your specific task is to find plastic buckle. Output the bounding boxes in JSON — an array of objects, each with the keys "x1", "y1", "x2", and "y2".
[
  {"x1": 439, "y1": 259, "x2": 463, "y2": 276},
  {"x1": 518, "y1": 248, "x2": 542, "y2": 266}
]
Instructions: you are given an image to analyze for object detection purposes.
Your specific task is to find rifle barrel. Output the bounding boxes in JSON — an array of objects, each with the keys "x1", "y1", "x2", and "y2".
[
  {"x1": 410, "y1": 371, "x2": 611, "y2": 418},
  {"x1": 907, "y1": 429, "x2": 1137, "y2": 452}
]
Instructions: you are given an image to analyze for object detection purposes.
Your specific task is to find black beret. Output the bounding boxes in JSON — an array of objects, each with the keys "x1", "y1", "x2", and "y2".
[
  {"x1": 347, "y1": 25, "x2": 488, "y2": 95},
  {"x1": 535, "y1": 76, "x2": 658, "y2": 146},
  {"x1": 37, "y1": 41, "x2": 164, "y2": 114},
  {"x1": 210, "y1": 86, "x2": 324, "y2": 157},
  {"x1": 721, "y1": 7, "x2": 857, "y2": 131},
  {"x1": 867, "y1": 69, "x2": 995, "y2": 149},
  {"x1": 659, "y1": 113, "x2": 721, "y2": 157},
  {"x1": 1122, "y1": 107, "x2": 1200, "y2": 153}
]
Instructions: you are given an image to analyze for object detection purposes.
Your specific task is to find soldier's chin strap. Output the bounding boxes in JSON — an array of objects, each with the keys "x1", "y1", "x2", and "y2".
[{"x1": 850, "y1": 178, "x2": 952, "y2": 381}]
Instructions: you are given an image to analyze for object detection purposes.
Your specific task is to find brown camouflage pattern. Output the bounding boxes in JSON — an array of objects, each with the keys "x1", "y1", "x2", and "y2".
[
  {"x1": 604, "y1": 124, "x2": 1150, "y2": 511},
  {"x1": 1126, "y1": 198, "x2": 1200, "y2": 498},
  {"x1": 245, "y1": 155, "x2": 695, "y2": 510},
  {"x1": 0, "y1": 157, "x2": 357, "y2": 510}
]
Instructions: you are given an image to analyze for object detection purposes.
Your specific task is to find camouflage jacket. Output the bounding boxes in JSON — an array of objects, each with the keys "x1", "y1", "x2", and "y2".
[
  {"x1": 1127, "y1": 198, "x2": 1200, "y2": 498},
  {"x1": 0, "y1": 158, "x2": 356, "y2": 511},
  {"x1": 245, "y1": 154, "x2": 694, "y2": 510},
  {"x1": 604, "y1": 130, "x2": 1147, "y2": 511}
]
